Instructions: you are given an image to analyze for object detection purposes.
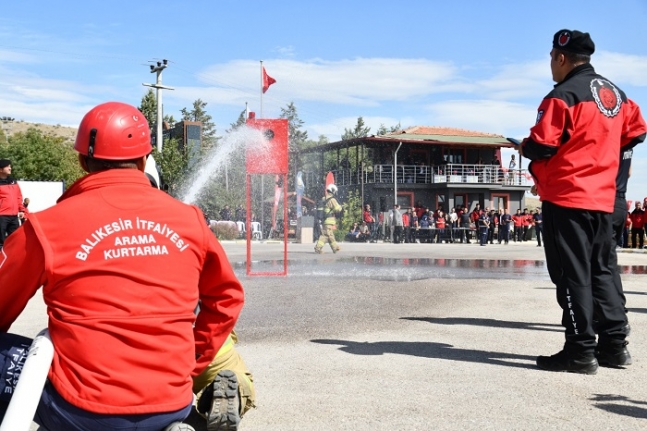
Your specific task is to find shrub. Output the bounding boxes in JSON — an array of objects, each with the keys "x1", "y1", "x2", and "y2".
[{"x1": 211, "y1": 222, "x2": 239, "y2": 240}]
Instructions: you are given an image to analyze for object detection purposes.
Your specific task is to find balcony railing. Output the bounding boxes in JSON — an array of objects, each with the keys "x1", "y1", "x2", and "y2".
[{"x1": 319, "y1": 164, "x2": 532, "y2": 187}]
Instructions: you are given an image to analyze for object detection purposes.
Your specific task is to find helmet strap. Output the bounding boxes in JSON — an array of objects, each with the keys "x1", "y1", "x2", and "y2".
[{"x1": 88, "y1": 128, "x2": 97, "y2": 158}]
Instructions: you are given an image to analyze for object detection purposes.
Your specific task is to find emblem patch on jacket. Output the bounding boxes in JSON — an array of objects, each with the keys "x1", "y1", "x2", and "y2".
[{"x1": 590, "y1": 78, "x2": 622, "y2": 118}]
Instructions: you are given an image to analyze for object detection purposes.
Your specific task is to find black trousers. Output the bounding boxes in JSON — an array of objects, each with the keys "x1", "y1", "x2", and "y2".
[
  {"x1": 542, "y1": 201, "x2": 628, "y2": 353},
  {"x1": 393, "y1": 226, "x2": 403, "y2": 243},
  {"x1": 514, "y1": 226, "x2": 523, "y2": 242},
  {"x1": 498, "y1": 226, "x2": 510, "y2": 243},
  {"x1": 487, "y1": 226, "x2": 495, "y2": 243},
  {"x1": 0, "y1": 215, "x2": 20, "y2": 247},
  {"x1": 631, "y1": 227, "x2": 644, "y2": 249},
  {"x1": 610, "y1": 196, "x2": 628, "y2": 312},
  {"x1": 535, "y1": 224, "x2": 543, "y2": 246}
]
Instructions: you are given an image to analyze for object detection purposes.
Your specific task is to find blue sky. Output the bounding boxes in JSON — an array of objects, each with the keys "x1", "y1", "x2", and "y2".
[{"x1": 1, "y1": 0, "x2": 647, "y2": 202}]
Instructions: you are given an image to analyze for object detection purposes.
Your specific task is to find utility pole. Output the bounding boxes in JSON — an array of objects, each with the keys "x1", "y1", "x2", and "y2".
[{"x1": 143, "y1": 59, "x2": 174, "y2": 152}]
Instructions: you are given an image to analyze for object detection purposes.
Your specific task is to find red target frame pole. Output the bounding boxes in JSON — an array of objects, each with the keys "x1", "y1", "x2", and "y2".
[{"x1": 245, "y1": 116, "x2": 289, "y2": 276}]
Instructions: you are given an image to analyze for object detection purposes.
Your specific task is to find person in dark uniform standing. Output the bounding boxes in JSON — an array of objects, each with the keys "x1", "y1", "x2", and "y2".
[
  {"x1": 532, "y1": 205, "x2": 543, "y2": 247},
  {"x1": 478, "y1": 209, "x2": 490, "y2": 246},
  {"x1": 459, "y1": 206, "x2": 471, "y2": 243},
  {"x1": 521, "y1": 29, "x2": 646, "y2": 374},
  {"x1": 498, "y1": 208, "x2": 512, "y2": 244},
  {"x1": 487, "y1": 209, "x2": 497, "y2": 244}
]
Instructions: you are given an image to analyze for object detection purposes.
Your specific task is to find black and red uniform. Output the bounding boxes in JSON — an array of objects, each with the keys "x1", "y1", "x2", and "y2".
[{"x1": 522, "y1": 63, "x2": 646, "y2": 355}]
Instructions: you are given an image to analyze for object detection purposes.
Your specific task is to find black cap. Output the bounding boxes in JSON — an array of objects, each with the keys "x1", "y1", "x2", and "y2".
[
  {"x1": 553, "y1": 29, "x2": 595, "y2": 56},
  {"x1": 0, "y1": 159, "x2": 11, "y2": 169}
]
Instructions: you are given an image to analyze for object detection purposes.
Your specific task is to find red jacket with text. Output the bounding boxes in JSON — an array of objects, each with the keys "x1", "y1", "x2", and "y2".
[
  {"x1": 522, "y1": 64, "x2": 646, "y2": 213},
  {"x1": 0, "y1": 177, "x2": 25, "y2": 215},
  {"x1": 0, "y1": 169, "x2": 244, "y2": 415}
]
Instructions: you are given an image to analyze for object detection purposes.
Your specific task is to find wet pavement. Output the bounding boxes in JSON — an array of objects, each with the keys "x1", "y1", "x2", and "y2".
[
  {"x1": 234, "y1": 257, "x2": 647, "y2": 281},
  {"x1": 15, "y1": 240, "x2": 647, "y2": 430}
]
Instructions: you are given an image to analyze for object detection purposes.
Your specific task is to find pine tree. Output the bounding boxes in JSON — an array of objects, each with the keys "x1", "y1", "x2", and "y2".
[
  {"x1": 138, "y1": 89, "x2": 157, "y2": 126},
  {"x1": 279, "y1": 102, "x2": 308, "y2": 152},
  {"x1": 342, "y1": 117, "x2": 371, "y2": 140},
  {"x1": 180, "y1": 99, "x2": 219, "y2": 150}
]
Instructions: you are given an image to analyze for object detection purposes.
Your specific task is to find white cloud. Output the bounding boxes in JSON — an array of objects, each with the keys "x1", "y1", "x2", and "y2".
[
  {"x1": 272, "y1": 45, "x2": 296, "y2": 58},
  {"x1": 0, "y1": 49, "x2": 36, "y2": 63},
  {"x1": 194, "y1": 58, "x2": 460, "y2": 106},
  {"x1": 423, "y1": 99, "x2": 537, "y2": 136},
  {"x1": 472, "y1": 60, "x2": 552, "y2": 100},
  {"x1": 595, "y1": 51, "x2": 647, "y2": 88}
]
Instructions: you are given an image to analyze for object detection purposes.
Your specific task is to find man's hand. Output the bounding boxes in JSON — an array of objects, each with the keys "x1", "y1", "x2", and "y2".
[
  {"x1": 530, "y1": 185, "x2": 538, "y2": 196},
  {"x1": 18, "y1": 211, "x2": 25, "y2": 219}
]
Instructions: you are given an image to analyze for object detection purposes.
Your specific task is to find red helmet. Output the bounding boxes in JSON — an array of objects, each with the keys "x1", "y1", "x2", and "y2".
[{"x1": 74, "y1": 102, "x2": 152, "y2": 160}]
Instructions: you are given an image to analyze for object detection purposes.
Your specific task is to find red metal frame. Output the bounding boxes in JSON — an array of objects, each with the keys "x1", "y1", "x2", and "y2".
[{"x1": 245, "y1": 117, "x2": 289, "y2": 277}]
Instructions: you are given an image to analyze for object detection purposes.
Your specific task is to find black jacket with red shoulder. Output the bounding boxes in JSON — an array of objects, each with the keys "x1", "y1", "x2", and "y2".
[{"x1": 522, "y1": 63, "x2": 646, "y2": 213}]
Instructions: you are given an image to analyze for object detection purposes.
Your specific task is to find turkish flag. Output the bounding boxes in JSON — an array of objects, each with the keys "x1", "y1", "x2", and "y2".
[{"x1": 262, "y1": 67, "x2": 276, "y2": 93}]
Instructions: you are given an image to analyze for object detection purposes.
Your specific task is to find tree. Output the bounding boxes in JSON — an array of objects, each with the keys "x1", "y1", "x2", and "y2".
[
  {"x1": 279, "y1": 102, "x2": 308, "y2": 152},
  {"x1": 226, "y1": 110, "x2": 247, "y2": 134},
  {"x1": 138, "y1": 89, "x2": 157, "y2": 126},
  {"x1": 342, "y1": 117, "x2": 371, "y2": 141},
  {"x1": 377, "y1": 122, "x2": 401, "y2": 136},
  {"x1": 180, "y1": 99, "x2": 218, "y2": 150},
  {"x1": 150, "y1": 137, "x2": 188, "y2": 196},
  {"x1": 164, "y1": 114, "x2": 177, "y2": 129},
  {"x1": 0, "y1": 128, "x2": 84, "y2": 185}
]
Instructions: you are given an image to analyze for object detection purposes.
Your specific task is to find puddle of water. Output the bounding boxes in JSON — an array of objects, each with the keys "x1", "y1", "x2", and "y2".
[{"x1": 234, "y1": 258, "x2": 647, "y2": 282}]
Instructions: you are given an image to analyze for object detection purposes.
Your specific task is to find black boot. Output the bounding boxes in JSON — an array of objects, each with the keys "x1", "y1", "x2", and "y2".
[
  {"x1": 596, "y1": 342, "x2": 632, "y2": 368},
  {"x1": 536, "y1": 349, "x2": 598, "y2": 375}
]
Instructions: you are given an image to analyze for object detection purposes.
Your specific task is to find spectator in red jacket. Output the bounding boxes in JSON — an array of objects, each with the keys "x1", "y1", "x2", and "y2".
[
  {"x1": 630, "y1": 201, "x2": 645, "y2": 248},
  {"x1": 512, "y1": 209, "x2": 524, "y2": 242},
  {"x1": 470, "y1": 203, "x2": 481, "y2": 225},
  {"x1": 0, "y1": 159, "x2": 26, "y2": 248},
  {"x1": 521, "y1": 208, "x2": 532, "y2": 241}
]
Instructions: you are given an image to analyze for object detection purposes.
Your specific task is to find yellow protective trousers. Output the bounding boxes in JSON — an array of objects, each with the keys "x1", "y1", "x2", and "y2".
[{"x1": 192, "y1": 331, "x2": 256, "y2": 416}]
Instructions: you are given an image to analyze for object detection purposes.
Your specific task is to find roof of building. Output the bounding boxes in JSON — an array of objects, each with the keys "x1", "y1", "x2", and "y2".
[
  {"x1": 301, "y1": 125, "x2": 514, "y2": 154},
  {"x1": 378, "y1": 126, "x2": 510, "y2": 145}
]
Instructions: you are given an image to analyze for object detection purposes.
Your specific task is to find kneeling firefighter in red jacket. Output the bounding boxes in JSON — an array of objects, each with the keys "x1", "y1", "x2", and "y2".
[{"x1": 0, "y1": 102, "x2": 246, "y2": 431}]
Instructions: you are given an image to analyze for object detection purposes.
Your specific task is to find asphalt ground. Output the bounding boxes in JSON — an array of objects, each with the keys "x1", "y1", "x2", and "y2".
[{"x1": 13, "y1": 240, "x2": 647, "y2": 430}]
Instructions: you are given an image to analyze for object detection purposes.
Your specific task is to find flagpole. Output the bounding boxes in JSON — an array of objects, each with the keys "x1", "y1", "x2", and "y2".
[{"x1": 260, "y1": 60, "x2": 263, "y2": 118}]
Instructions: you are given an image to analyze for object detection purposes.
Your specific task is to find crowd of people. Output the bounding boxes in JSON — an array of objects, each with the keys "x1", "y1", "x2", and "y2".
[{"x1": 359, "y1": 202, "x2": 544, "y2": 247}]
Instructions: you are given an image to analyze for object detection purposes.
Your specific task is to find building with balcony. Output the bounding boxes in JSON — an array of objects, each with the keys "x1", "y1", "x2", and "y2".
[{"x1": 298, "y1": 126, "x2": 532, "y2": 213}]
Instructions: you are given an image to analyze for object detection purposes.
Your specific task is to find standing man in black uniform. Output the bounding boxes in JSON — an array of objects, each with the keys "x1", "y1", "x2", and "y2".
[
  {"x1": 532, "y1": 205, "x2": 543, "y2": 247},
  {"x1": 498, "y1": 208, "x2": 511, "y2": 244},
  {"x1": 602, "y1": 143, "x2": 635, "y2": 333},
  {"x1": 478, "y1": 209, "x2": 489, "y2": 246},
  {"x1": 487, "y1": 209, "x2": 497, "y2": 244},
  {"x1": 521, "y1": 29, "x2": 646, "y2": 374},
  {"x1": 459, "y1": 207, "x2": 471, "y2": 244}
]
